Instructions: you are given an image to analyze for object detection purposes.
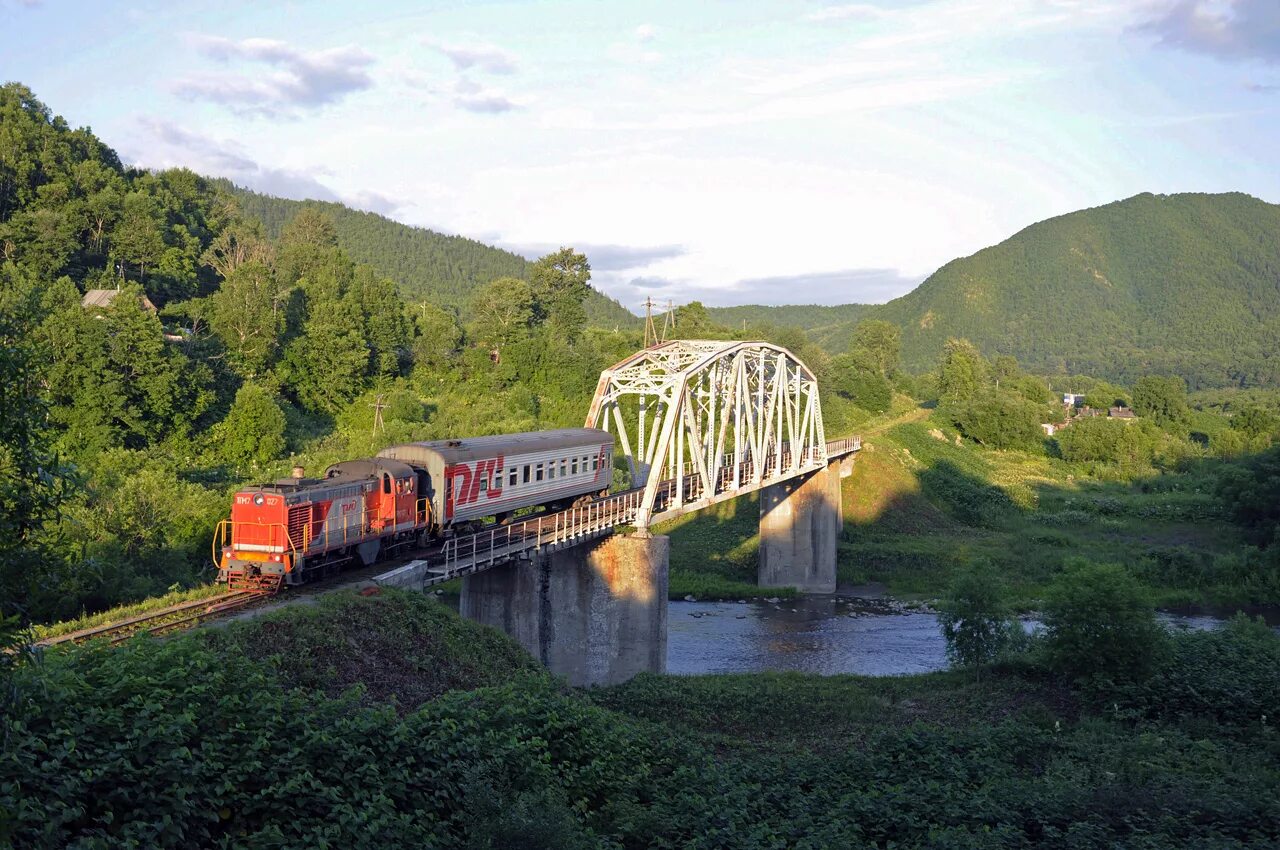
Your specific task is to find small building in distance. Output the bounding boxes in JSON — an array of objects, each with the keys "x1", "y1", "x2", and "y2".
[
  {"x1": 1062, "y1": 392, "x2": 1086, "y2": 408},
  {"x1": 81, "y1": 288, "x2": 158, "y2": 314},
  {"x1": 1109, "y1": 406, "x2": 1136, "y2": 419}
]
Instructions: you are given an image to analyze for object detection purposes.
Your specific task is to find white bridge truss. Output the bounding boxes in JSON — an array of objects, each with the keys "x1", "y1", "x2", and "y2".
[{"x1": 586, "y1": 340, "x2": 829, "y2": 529}]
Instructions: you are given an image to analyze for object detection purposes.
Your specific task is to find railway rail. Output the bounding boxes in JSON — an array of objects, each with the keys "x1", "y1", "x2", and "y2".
[{"x1": 35, "y1": 589, "x2": 271, "y2": 647}]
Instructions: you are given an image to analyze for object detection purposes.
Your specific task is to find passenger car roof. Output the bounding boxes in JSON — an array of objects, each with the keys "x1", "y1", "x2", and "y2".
[{"x1": 377, "y1": 428, "x2": 611, "y2": 466}]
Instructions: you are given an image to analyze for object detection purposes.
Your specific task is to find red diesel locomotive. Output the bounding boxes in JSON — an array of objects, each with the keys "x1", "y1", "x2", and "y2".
[{"x1": 214, "y1": 428, "x2": 613, "y2": 589}]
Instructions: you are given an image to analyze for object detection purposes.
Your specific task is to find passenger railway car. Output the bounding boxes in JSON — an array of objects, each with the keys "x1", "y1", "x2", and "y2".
[{"x1": 215, "y1": 428, "x2": 613, "y2": 589}]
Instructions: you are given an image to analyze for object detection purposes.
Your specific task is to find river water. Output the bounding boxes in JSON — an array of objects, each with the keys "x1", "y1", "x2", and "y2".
[{"x1": 667, "y1": 595, "x2": 1280, "y2": 677}]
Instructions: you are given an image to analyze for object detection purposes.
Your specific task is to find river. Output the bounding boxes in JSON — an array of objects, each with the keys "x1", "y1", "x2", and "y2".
[{"x1": 667, "y1": 594, "x2": 1280, "y2": 677}]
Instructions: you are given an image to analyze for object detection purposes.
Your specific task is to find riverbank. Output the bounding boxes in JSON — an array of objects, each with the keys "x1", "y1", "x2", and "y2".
[
  {"x1": 660, "y1": 415, "x2": 1273, "y2": 608},
  {"x1": 6, "y1": 589, "x2": 1276, "y2": 848}
]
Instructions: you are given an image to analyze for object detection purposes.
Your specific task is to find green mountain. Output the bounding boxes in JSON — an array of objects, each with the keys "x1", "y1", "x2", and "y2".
[
  {"x1": 223, "y1": 185, "x2": 639, "y2": 328},
  {"x1": 717, "y1": 193, "x2": 1280, "y2": 388},
  {"x1": 708, "y1": 303, "x2": 870, "y2": 348}
]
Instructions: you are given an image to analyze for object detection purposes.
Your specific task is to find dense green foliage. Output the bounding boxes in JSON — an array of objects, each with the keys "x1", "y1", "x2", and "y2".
[
  {"x1": 1040, "y1": 561, "x2": 1168, "y2": 681},
  {"x1": 936, "y1": 564, "x2": 1022, "y2": 668},
  {"x1": 0, "y1": 85, "x2": 665, "y2": 623},
  {"x1": 218, "y1": 383, "x2": 286, "y2": 470},
  {"x1": 1054, "y1": 417, "x2": 1162, "y2": 468},
  {"x1": 225, "y1": 185, "x2": 639, "y2": 328},
  {"x1": 4, "y1": 590, "x2": 1278, "y2": 848},
  {"x1": 1132, "y1": 374, "x2": 1191, "y2": 429},
  {"x1": 946, "y1": 388, "x2": 1047, "y2": 450}
]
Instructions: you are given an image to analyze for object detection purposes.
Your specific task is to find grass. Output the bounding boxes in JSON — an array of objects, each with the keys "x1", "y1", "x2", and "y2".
[
  {"x1": 202, "y1": 588, "x2": 542, "y2": 710},
  {"x1": 839, "y1": 419, "x2": 1254, "y2": 606},
  {"x1": 33, "y1": 582, "x2": 228, "y2": 641},
  {"x1": 659, "y1": 402, "x2": 1260, "y2": 609}
]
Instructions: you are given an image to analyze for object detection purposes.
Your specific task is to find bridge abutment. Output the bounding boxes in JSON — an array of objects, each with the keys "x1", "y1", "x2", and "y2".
[
  {"x1": 757, "y1": 458, "x2": 842, "y2": 594},
  {"x1": 460, "y1": 533, "x2": 668, "y2": 686}
]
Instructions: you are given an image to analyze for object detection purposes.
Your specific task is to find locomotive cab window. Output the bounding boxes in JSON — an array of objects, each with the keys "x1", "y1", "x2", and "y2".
[{"x1": 383, "y1": 474, "x2": 392, "y2": 494}]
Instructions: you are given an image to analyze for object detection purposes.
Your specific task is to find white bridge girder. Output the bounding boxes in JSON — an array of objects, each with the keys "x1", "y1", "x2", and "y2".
[{"x1": 586, "y1": 340, "x2": 828, "y2": 529}]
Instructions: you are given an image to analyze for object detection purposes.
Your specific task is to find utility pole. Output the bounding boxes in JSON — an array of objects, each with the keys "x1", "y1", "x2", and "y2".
[
  {"x1": 370, "y1": 393, "x2": 387, "y2": 436},
  {"x1": 643, "y1": 296, "x2": 658, "y2": 348},
  {"x1": 662, "y1": 299, "x2": 677, "y2": 343}
]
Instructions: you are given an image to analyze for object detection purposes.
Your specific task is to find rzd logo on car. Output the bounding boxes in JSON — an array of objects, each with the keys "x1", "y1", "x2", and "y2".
[{"x1": 447, "y1": 455, "x2": 505, "y2": 506}]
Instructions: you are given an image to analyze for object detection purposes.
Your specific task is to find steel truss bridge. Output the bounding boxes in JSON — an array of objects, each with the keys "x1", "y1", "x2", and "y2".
[{"x1": 374, "y1": 341, "x2": 860, "y2": 590}]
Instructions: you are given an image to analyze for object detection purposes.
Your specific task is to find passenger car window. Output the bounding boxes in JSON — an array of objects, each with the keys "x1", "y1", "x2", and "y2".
[
  {"x1": 523, "y1": 465, "x2": 530, "y2": 484},
  {"x1": 535, "y1": 463, "x2": 544, "y2": 482},
  {"x1": 510, "y1": 469, "x2": 517, "y2": 487}
]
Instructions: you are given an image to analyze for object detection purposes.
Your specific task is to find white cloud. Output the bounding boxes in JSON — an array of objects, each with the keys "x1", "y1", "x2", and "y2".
[
  {"x1": 172, "y1": 35, "x2": 375, "y2": 115},
  {"x1": 1139, "y1": 0, "x2": 1280, "y2": 64},
  {"x1": 635, "y1": 23, "x2": 657, "y2": 42},
  {"x1": 453, "y1": 152, "x2": 1018, "y2": 307},
  {"x1": 449, "y1": 75, "x2": 522, "y2": 113},
  {"x1": 427, "y1": 40, "x2": 518, "y2": 74},
  {"x1": 128, "y1": 118, "x2": 405, "y2": 215}
]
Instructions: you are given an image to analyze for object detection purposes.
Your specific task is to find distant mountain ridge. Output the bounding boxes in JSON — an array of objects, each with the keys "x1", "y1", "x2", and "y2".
[
  {"x1": 224, "y1": 185, "x2": 639, "y2": 328},
  {"x1": 712, "y1": 192, "x2": 1280, "y2": 388}
]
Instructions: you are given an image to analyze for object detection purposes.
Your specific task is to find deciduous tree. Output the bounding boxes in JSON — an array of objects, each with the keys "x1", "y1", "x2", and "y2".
[
  {"x1": 531, "y1": 247, "x2": 591, "y2": 341},
  {"x1": 208, "y1": 261, "x2": 285, "y2": 377},
  {"x1": 220, "y1": 383, "x2": 286, "y2": 468},
  {"x1": 470, "y1": 276, "x2": 534, "y2": 355},
  {"x1": 850, "y1": 319, "x2": 901, "y2": 376},
  {"x1": 937, "y1": 338, "x2": 988, "y2": 405}
]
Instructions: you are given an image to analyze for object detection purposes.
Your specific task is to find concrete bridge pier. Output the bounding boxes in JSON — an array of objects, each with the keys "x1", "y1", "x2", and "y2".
[
  {"x1": 460, "y1": 533, "x2": 669, "y2": 686},
  {"x1": 757, "y1": 458, "x2": 842, "y2": 594}
]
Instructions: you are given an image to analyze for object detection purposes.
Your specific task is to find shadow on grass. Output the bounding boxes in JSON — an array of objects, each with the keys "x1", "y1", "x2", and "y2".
[{"x1": 840, "y1": 434, "x2": 1280, "y2": 607}]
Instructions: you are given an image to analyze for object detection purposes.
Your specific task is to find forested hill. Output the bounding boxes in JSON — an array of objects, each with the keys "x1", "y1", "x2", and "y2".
[
  {"x1": 224, "y1": 185, "x2": 639, "y2": 328},
  {"x1": 707, "y1": 303, "x2": 869, "y2": 342},
  {"x1": 714, "y1": 193, "x2": 1280, "y2": 388}
]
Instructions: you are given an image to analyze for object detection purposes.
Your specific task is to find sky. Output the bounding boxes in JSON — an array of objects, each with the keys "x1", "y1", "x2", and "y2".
[{"x1": 2, "y1": 0, "x2": 1279, "y2": 311}]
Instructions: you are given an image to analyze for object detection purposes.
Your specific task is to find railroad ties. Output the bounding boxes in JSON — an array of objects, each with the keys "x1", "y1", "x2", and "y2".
[{"x1": 36, "y1": 588, "x2": 274, "y2": 647}]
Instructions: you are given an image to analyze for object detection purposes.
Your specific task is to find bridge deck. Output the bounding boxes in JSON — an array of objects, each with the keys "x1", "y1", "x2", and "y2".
[{"x1": 372, "y1": 436, "x2": 860, "y2": 591}]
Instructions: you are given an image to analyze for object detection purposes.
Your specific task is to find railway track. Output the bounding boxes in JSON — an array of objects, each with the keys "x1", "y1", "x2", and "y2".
[{"x1": 36, "y1": 589, "x2": 272, "y2": 647}]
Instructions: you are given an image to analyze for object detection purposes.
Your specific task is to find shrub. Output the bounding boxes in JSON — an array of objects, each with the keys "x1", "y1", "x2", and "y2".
[
  {"x1": 945, "y1": 389, "x2": 1045, "y2": 451},
  {"x1": 1108, "y1": 615, "x2": 1280, "y2": 728},
  {"x1": 937, "y1": 564, "x2": 1023, "y2": 669},
  {"x1": 1041, "y1": 561, "x2": 1167, "y2": 682},
  {"x1": 1055, "y1": 417, "x2": 1160, "y2": 468},
  {"x1": 219, "y1": 382, "x2": 286, "y2": 468},
  {"x1": 828, "y1": 353, "x2": 892, "y2": 413}
]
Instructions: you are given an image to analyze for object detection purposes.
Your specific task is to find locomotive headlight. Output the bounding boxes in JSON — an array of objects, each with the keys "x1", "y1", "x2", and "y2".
[{"x1": 253, "y1": 493, "x2": 265, "y2": 506}]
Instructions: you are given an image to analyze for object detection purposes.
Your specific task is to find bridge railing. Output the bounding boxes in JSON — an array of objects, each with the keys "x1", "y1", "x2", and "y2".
[
  {"x1": 411, "y1": 436, "x2": 860, "y2": 584},
  {"x1": 435, "y1": 489, "x2": 643, "y2": 578},
  {"x1": 826, "y1": 436, "x2": 862, "y2": 455}
]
